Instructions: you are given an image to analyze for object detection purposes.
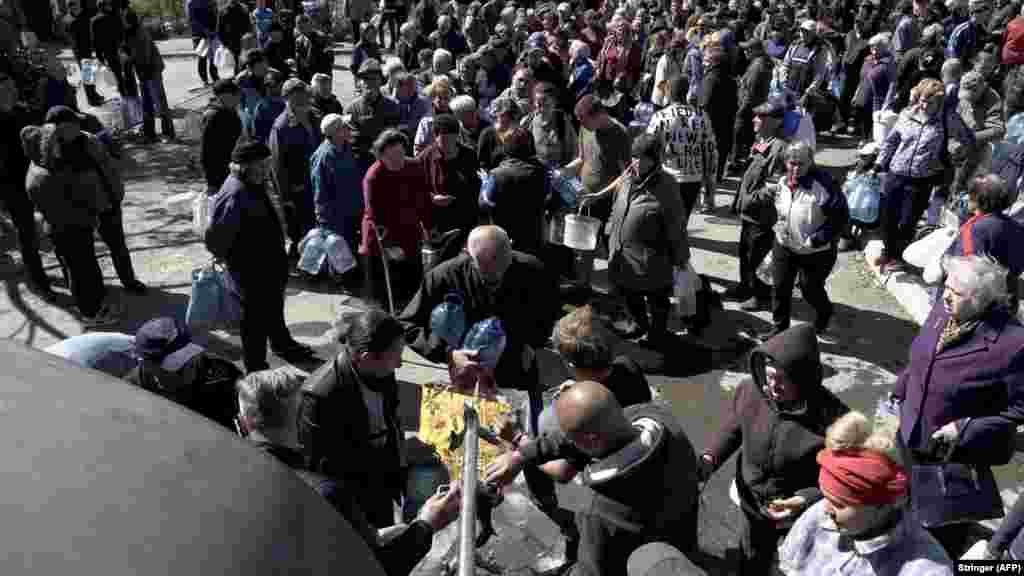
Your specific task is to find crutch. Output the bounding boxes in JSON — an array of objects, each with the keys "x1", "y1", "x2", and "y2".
[{"x1": 373, "y1": 225, "x2": 396, "y2": 316}]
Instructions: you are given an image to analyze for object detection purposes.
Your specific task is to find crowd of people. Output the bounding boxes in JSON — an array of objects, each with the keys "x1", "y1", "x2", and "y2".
[{"x1": 7, "y1": 0, "x2": 1024, "y2": 572}]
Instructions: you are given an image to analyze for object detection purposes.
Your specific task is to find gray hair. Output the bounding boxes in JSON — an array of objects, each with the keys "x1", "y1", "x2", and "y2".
[
  {"x1": 450, "y1": 94, "x2": 477, "y2": 114},
  {"x1": 868, "y1": 32, "x2": 891, "y2": 50},
  {"x1": 941, "y1": 58, "x2": 963, "y2": 84},
  {"x1": 382, "y1": 58, "x2": 406, "y2": 78},
  {"x1": 237, "y1": 366, "x2": 307, "y2": 432},
  {"x1": 433, "y1": 48, "x2": 454, "y2": 72},
  {"x1": 785, "y1": 140, "x2": 815, "y2": 165},
  {"x1": 943, "y1": 254, "x2": 1010, "y2": 311}
]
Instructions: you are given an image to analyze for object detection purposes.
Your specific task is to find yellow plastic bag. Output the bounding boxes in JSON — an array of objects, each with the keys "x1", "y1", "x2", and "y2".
[{"x1": 417, "y1": 384, "x2": 513, "y2": 482}]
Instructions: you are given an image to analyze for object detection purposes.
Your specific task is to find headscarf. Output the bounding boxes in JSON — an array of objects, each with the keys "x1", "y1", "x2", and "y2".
[{"x1": 817, "y1": 449, "x2": 907, "y2": 507}]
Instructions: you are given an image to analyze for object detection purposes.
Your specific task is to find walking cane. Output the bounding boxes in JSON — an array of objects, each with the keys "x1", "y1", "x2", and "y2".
[{"x1": 372, "y1": 225, "x2": 396, "y2": 316}]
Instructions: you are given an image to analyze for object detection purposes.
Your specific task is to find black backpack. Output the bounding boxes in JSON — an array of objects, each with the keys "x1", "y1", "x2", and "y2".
[{"x1": 128, "y1": 353, "x2": 243, "y2": 431}]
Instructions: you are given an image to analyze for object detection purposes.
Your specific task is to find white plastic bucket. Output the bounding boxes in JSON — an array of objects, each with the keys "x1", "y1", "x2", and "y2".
[{"x1": 563, "y1": 213, "x2": 600, "y2": 251}]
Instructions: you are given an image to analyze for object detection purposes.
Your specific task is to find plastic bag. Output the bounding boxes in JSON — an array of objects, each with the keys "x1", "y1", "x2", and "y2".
[
  {"x1": 903, "y1": 227, "x2": 957, "y2": 269},
  {"x1": 323, "y1": 233, "x2": 357, "y2": 274},
  {"x1": 430, "y1": 292, "x2": 467, "y2": 348},
  {"x1": 214, "y1": 45, "x2": 236, "y2": 78},
  {"x1": 547, "y1": 169, "x2": 582, "y2": 210},
  {"x1": 185, "y1": 262, "x2": 242, "y2": 332},
  {"x1": 195, "y1": 38, "x2": 209, "y2": 57},
  {"x1": 479, "y1": 172, "x2": 496, "y2": 209},
  {"x1": 462, "y1": 317, "x2": 507, "y2": 370},
  {"x1": 845, "y1": 173, "x2": 882, "y2": 227},
  {"x1": 192, "y1": 192, "x2": 213, "y2": 237},
  {"x1": 98, "y1": 65, "x2": 118, "y2": 91},
  {"x1": 80, "y1": 59, "x2": 98, "y2": 85},
  {"x1": 673, "y1": 263, "x2": 699, "y2": 317},
  {"x1": 756, "y1": 250, "x2": 774, "y2": 286},
  {"x1": 297, "y1": 228, "x2": 329, "y2": 275}
]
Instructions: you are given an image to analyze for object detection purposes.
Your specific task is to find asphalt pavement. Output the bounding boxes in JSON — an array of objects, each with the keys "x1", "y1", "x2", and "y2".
[{"x1": 4, "y1": 46, "x2": 1023, "y2": 574}]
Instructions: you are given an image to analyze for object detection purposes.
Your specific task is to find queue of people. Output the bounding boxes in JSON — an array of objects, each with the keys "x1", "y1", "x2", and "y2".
[{"x1": 9, "y1": 0, "x2": 1024, "y2": 572}]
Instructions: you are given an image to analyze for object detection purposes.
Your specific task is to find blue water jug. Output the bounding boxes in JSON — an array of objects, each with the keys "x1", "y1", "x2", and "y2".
[
  {"x1": 846, "y1": 174, "x2": 882, "y2": 227},
  {"x1": 430, "y1": 293, "x2": 467, "y2": 348},
  {"x1": 462, "y1": 317, "x2": 507, "y2": 370}
]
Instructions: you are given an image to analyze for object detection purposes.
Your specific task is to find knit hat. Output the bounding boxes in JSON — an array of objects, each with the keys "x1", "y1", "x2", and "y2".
[{"x1": 817, "y1": 449, "x2": 908, "y2": 506}]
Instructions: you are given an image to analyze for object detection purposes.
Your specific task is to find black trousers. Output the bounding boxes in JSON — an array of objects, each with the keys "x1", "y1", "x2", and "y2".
[
  {"x1": 882, "y1": 173, "x2": 942, "y2": 262},
  {"x1": 739, "y1": 504, "x2": 788, "y2": 576},
  {"x1": 738, "y1": 220, "x2": 773, "y2": 298},
  {"x1": 192, "y1": 36, "x2": 220, "y2": 84},
  {"x1": 97, "y1": 206, "x2": 138, "y2": 286},
  {"x1": 53, "y1": 226, "x2": 106, "y2": 316},
  {"x1": 237, "y1": 264, "x2": 293, "y2": 372},
  {"x1": 622, "y1": 285, "x2": 672, "y2": 337},
  {"x1": 283, "y1": 187, "x2": 315, "y2": 248},
  {"x1": 731, "y1": 106, "x2": 755, "y2": 165},
  {"x1": 5, "y1": 191, "x2": 49, "y2": 288},
  {"x1": 771, "y1": 243, "x2": 837, "y2": 332},
  {"x1": 679, "y1": 181, "x2": 702, "y2": 226}
]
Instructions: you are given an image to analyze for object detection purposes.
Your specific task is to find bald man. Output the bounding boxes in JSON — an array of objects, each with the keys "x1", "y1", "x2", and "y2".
[
  {"x1": 485, "y1": 381, "x2": 700, "y2": 576},
  {"x1": 400, "y1": 225, "x2": 558, "y2": 407}
]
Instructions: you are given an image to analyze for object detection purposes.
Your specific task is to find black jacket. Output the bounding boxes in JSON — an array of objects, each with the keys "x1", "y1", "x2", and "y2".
[
  {"x1": 69, "y1": 13, "x2": 93, "y2": 59},
  {"x1": 399, "y1": 250, "x2": 558, "y2": 389},
  {"x1": 519, "y1": 402, "x2": 699, "y2": 575},
  {"x1": 204, "y1": 174, "x2": 287, "y2": 291},
  {"x1": 200, "y1": 100, "x2": 243, "y2": 189},
  {"x1": 297, "y1": 349, "x2": 403, "y2": 528},
  {"x1": 217, "y1": 1, "x2": 251, "y2": 54},
  {"x1": 706, "y1": 324, "x2": 849, "y2": 523},
  {"x1": 700, "y1": 63, "x2": 739, "y2": 142},
  {"x1": 489, "y1": 156, "x2": 548, "y2": 256},
  {"x1": 252, "y1": 440, "x2": 434, "y2": 576},
  {"x1": 738, "y1": 55, "x2": 773, "y2": 113},
  {"x1": 90, "y1": 11, "x2": 123, "y2": 61}
]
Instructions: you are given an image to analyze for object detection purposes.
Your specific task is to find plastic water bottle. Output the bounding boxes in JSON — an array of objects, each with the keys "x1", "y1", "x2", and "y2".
[
  {"x1": 430, "y1": 293, "x2": 467, "y2": 348},
  {"x1": 462, "y1": 317, "x2": 507, "y2": 370}
]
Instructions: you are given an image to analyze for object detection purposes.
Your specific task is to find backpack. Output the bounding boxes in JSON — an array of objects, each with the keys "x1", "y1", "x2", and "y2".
[{"x1": 128, "y1": 353, "x2": 243, "y2": 430}]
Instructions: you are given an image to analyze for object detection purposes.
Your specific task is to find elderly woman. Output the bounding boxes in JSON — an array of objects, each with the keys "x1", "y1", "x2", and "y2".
[
  {"x1": 874, "y1": 78, "x2": 975, "y2": 273},
  {"x1": 585, "y1": 134, "x2": 689, "y2": 346},
  {"x1": 523, "y1": 81, "x2": 577, "y2": 169},
  {"x1": 947, "y1": 175, "x2": 1024, "y2": 309},
  {"x1": 477, "y1": 97, "x2": 530, "y2": 170},
  {"x1": 758, "y1": 141, "x2": 847, "y2": 343},
  {"x1": 414, "y1": 75, "x2": 454, "y2": 154},
  {"x1": 954, "y1": 70, "x2": 1005, "y2": 194},
  {"x1": 777, "y1": 411, "x2": 953, "y2": 575},
  {"x1": 699, "y1": 324, "x2": 850, "y2": 576},
  {"x1": 893, "y1": 255, "x2": 1024, "y2": 557},
  {"x1": 359, "y1": 129, "x2": 438, "y2": 308},
  {"x1": 311, "y1": 113, "x2": 363, "y2": 253}
]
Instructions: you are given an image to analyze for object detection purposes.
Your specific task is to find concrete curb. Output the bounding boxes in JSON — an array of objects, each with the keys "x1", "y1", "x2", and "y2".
[
  {"x1": 58, "y1": 44, "x2": 355, "y2": 63},
  {"x1": 864, "y1": 253, "x2": 934, "y2": 326}
]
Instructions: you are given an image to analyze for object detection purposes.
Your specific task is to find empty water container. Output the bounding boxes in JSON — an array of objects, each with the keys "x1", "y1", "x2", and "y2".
[
  {"x1": 430, "y1": 293, "x2": 467, "y2": 348},
  {"x1": 462, "y1": 317, "x2": 507, "y2": 370},
  {"x1": 845, "y1": 174, "x2": 882, "y2": 227}
]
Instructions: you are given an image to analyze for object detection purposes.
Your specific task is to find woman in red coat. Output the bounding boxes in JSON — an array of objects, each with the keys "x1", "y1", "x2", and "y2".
[{"x1": 359, "y1": 128, "x2": 449, "y2": 309}]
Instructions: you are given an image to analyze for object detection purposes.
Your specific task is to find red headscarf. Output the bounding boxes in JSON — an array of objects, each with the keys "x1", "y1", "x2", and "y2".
[{"x1": 817, "y1": 449, "x2": 908, "y2": 507}]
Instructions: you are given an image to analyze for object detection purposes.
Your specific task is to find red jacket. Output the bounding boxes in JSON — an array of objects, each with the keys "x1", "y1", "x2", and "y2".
[
  {"x1": 358, "y1": 158, "x2": 434, "y2": 258},
  {"x1": 1004, "y1": 16, "x2": 1024, "y2": 66}
]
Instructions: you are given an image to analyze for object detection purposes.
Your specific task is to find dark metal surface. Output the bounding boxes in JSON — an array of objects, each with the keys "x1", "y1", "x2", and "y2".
[{"x1": 0, "y1": 340, "x2": 385, "y2": 576}]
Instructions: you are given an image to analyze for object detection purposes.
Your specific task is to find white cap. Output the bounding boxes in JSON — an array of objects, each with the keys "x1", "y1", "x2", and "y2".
[{"x1": 800, "y1": 19, "x2": 816, "y2": 31}]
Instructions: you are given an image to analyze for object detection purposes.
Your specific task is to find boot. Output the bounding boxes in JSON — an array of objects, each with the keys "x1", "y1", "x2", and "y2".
[
  {"x1": 84, "y1": 83, "x2": 105, "y2": 106},
  {"x1": 160, "y1": 115, "x2": 176, "y2": 140},
  {"x1": 141, "y1": 116, "x2": 158, "y2": 143}
]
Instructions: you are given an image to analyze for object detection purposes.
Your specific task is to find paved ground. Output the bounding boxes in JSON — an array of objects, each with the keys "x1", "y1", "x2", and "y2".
[{"x1": 7, "y1": 50, "x2": 1023, "y2": 574}]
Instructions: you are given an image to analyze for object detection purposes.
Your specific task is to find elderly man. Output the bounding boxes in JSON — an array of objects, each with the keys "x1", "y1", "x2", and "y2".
[
  {"x1": 241, "y1": 364, "x2": 463, "y2": 576},
  {"x1": 485, "y1": 381, "x2": 700, "y2": 575},
  {"x1": 311, "y1": 113, "x2": 362, "y2": 252},
  {"x1": 344, "y1": 58, "x2": 402, "y2": 177},
  {"x1": 201, "y1": 80, "x2": 243, "y2": 191},
  {"x1": 270, "y1": 78, "x2": 322, "y2": 261},
  {"x1": 955, "y1": 70, "x2": 1005, "y2": 194},
  {"x1": 450, "y1": 94, "x2": 490, "y2": 150},
  {"x1": 393, "y1": 71, "x2": 429, "y2": 141},
  {"x1": 417, "y1": 113, "x2": 480, "y2": 255},
  {"x1": 205, "y1": 140, "x2": 317, "y2": 372},
  {"x1": 781, "y1": 21, "x2": 834, "y2": 101},
  {"x1": 647, "y1": 76, "x2": 718, "y2": 224}
]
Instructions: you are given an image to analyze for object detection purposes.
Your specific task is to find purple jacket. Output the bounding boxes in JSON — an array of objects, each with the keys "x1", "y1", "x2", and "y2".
[
  {"x1": 878, "y1": 107, "x2": 975, "y2": 179},
  {"x1": 895, "y1": 303, "x2": 1024, "y2": 465}
]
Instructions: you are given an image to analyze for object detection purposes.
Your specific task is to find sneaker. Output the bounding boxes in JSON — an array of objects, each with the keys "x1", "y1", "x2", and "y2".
[
  {"x1": 961, "y1": 540, "x2": 1001, "y2": 561},
  {"x1": 122, "y1": 279, "x2": 148, "y2": 294},
  {"x1": 81, "y1": 304, "x2": 119, "y2": 328}
]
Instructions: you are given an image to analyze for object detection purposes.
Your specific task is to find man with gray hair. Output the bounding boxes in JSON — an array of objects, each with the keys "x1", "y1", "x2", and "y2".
[
  {"x1": 450, "y1": 94, "x2": 490, "y2": 148},
  {"x1": 955, "y1": 70, "x2": 1005, "y2": 193},
  {"x1": 238, "y1": 366, "x2": 463, "y2": 576}
]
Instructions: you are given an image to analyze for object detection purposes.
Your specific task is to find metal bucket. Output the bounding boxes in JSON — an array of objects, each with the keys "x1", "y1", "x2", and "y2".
[{"x1": 563, "y1": 211, "x2": 600, "y2": 252}]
